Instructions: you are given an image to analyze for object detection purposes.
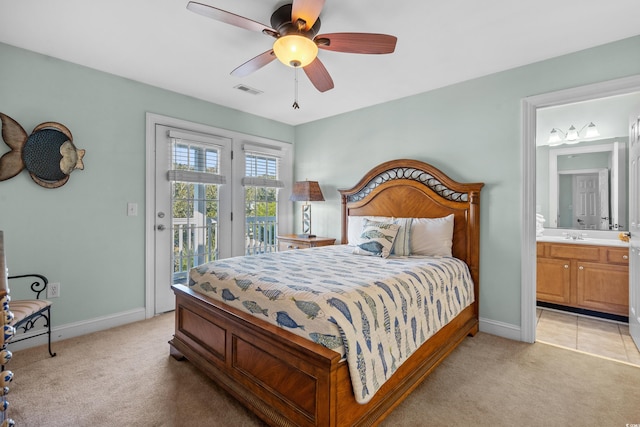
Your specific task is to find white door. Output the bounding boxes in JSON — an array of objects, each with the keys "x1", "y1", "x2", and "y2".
[
  {"x1": 573, "y1": 173, "x2": 599, "y2": 229},
  {"x1": 154, "y1": 125, "x2": 232, "y2": 314},
  {"x1": 629, "y1": 107, "x2": 640, "y2": 351}
]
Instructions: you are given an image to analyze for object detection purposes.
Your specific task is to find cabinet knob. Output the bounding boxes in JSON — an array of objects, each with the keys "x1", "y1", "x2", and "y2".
[
  {"x1": 564, "y1": 264, "x2": 569, "y2": 269},
  {"x1": 623, "y1": 255, "x2": 629, "y2": 260},
  {"x1": 579, "y1": 266, "x2": 584, "y2": 270}
]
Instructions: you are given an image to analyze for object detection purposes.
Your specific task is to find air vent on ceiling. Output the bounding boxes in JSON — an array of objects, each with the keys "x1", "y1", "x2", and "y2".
[{"x1": 234, "y1": 84, "x2": 263, "y2": 95}]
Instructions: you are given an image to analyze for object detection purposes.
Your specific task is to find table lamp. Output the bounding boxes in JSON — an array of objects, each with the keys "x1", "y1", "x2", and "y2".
[{"x1": 290, "y1": 181, "x2": 324, "y2": 238}]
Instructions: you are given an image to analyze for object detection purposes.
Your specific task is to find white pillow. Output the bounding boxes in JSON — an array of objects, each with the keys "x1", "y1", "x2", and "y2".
[
  {"x1": 347, "y1": 216, "x2": 392, "y2": 246},
  {"x1": 410, "y1": 214, "x2": 455, "y2": 257},
  {"x1": 352, "y1": 219, "x2": 400, "y2": 258}
]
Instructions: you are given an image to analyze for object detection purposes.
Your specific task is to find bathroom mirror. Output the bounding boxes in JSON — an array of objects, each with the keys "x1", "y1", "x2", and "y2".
[
  {"x1": 535, "y1": 91, "x2": 640, "y2": 234},
  {"x1": 536, "y1": 139, "x2": 628, "y2": 231}
]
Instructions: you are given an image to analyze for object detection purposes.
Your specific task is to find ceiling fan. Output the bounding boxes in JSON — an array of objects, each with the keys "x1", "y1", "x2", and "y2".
[{"x1": 186, "y1": 0, "x2": 398, "y2": 94}]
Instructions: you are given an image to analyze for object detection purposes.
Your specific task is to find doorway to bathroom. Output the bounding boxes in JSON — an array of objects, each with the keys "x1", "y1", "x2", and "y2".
[{"x1": 521, "y1": 75, "x2": 640, "y2": 363}]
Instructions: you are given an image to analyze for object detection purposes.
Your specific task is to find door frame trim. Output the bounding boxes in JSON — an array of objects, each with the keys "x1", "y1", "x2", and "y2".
[{"x1": 521, "y1": 75, "x2": 640, "y2": 342}]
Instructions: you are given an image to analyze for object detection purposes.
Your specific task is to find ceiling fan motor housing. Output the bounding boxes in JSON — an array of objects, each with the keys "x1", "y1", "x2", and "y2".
[
  {"x1": 271, "y1": 4, "x2": 321, "y2": 68},
  {"x1": 271, "y1": 4, "x2": 321, "y2": 39}
]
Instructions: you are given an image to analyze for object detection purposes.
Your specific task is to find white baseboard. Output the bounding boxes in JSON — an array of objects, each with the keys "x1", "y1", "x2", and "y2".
[
  {"x1": 8, "y1": 307, "x2": 147, "y2": 353},
  {"x1": 9, "y1": 309, "x2": 523, "y2": 352},
  {"x1": 479, "y1": 317, "x2": 522, "y2": 341}
]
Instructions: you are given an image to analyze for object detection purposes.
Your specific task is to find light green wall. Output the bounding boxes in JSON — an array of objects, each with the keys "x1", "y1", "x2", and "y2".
[
  {"x1": 294, "y1": 35, "x2": 640, "y2": 327},
  {"x1": 0, "y1": 42, "x2": 294, "y2": 325},
  {"x1": 2, "y1": 35, "x2": 639, "y2": 334}
]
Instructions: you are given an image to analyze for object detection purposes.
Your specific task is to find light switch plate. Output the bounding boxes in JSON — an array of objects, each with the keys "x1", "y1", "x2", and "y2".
[{"x1": 127, "y1": 203, "x2": 138, "y2": 216}]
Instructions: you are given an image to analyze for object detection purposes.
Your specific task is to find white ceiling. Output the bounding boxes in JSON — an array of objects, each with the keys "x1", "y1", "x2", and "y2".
[{"x1": 1, "y1": 0, "x2": 640, "y2": 126}]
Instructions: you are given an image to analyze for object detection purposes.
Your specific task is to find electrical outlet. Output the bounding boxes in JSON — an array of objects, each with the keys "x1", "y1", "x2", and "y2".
[{"x1": 47, "y1": 282, "x2": 60, "y2": 298}]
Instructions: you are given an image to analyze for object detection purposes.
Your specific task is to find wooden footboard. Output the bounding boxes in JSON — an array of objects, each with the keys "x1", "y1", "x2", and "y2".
[{"x1": 170, "y1": 284, "x2": 477, "y2": 427}]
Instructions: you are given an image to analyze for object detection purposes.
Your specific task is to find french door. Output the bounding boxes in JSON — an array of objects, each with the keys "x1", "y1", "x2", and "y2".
[
  {"x1": 145, "y1": 114, "x2": 293, "y2": 316},
  {"x1": 154, "y1": 125, "x2": 232, "y2": 313}
]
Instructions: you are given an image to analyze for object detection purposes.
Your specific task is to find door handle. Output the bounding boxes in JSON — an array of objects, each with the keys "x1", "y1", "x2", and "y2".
[{"x1": 157, "y1": 224, "x2": 166, "y2": 231}]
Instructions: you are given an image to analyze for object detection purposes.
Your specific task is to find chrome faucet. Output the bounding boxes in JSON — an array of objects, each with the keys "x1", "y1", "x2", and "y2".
[{"x1": 562, "y1": 232, "x2": 587, "y2": 240}]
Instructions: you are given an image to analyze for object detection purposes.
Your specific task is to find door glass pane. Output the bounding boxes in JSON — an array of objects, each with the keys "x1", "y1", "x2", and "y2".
[
  {"x1": 170, "y1": 140, "x2": 221, "y2": 284},
  {"x1": 245, "y1": 154, "x2": 279, "y2": 255}
]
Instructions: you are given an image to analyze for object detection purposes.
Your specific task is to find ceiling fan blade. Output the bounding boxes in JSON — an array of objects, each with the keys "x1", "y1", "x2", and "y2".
[
  {"x1": 231, "y1": 50, "x2": 277, "y2": 77},
  {"x1": 316, "y1": 33, "x2": 397, "y2": 54},
  {"x1": 187, "y1": 1, "x2": 274, "y2": 34},
  {"x1": 291, "y1": 0, "x2": 325, "y2": 30},
  {"x1": 303, "y1": 58, "x2": 334, "y2": 92}
]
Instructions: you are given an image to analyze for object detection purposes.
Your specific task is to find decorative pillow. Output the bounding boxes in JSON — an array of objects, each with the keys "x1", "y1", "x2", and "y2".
[
  {"x1": 390, "y1": 217, "x2": 413, "y2": 256},
  {"x1": 410, "y1": 214, "x2": 455, "y2": 257},
  {"x1": 347, "y1": 216, "x2": 393, "y2": 246},
  {"x1": 352, "y1": 219, "x2": 400, "y2": 258}
]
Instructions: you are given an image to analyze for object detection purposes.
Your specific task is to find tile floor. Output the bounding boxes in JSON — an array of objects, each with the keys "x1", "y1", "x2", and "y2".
[{"x1": 536, "y1": 307, "x2": 640, "y2": 367}]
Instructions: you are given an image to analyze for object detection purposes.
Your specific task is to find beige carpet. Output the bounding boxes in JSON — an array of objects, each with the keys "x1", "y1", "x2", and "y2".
[{"x1": 6, "y1": 313, "x2": 640, "y2": 426}]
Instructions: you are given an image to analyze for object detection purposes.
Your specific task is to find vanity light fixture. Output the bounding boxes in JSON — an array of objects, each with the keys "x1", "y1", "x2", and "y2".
[{"x1": 547, "y1": 122, "x2": 600, "y2": 146}]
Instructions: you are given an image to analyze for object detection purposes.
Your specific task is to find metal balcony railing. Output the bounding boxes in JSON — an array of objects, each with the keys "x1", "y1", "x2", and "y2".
[{"x1": 172, "y1": 216, "x2": 277, "y2": 283}]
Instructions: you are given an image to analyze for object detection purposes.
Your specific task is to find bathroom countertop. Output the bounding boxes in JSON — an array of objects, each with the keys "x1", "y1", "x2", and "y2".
[{"x1": 536, "y1": 235, "x2": 629, "y2": 247}]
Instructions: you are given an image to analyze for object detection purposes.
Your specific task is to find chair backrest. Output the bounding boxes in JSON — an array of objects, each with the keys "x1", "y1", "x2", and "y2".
[{"x1": 0, "y1": 231, "x2": 7, "y2": 293}]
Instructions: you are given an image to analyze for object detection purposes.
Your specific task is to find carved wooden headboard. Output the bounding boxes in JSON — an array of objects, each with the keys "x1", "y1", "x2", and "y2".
[{"x1": 338, "y1": 159, "x2": 484, "y2": 308}]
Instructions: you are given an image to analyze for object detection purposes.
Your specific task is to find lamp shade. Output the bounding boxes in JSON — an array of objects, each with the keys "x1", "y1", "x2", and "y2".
[
  {"x1": 584, "y1": 122, "x2": 600, "y2": 138},
  {"x1": 565, "y1": 125, "x2": 579, "y2": 141},
  {"x1": 548, "y1": 128, "x2": 563, "y2": 145},
  {"x1": 290, "y1": 181, "x2": 325, "y2": 202},
  {"x1": 273, "y1": 35, "x2": 318, "y2": 68}
]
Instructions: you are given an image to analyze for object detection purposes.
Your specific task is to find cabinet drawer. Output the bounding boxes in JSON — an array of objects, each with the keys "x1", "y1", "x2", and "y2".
[
  {"x1": 605, "y1": 247, "x2": 629, "y2": 265},
  {"x1": 278, "y1": 241, "x2": 311, "y2": 251},
  {"x1": 536, "y1": 242, "x2": 547, "y2": 257},
  {"x1": 548, "y1": 244, "x2": 600, "y2": 261}
]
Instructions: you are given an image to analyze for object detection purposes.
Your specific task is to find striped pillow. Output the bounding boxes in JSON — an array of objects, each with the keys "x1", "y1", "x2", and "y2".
[{"x1": 390, "y1": 217, "x2": 413, "y2": 256}]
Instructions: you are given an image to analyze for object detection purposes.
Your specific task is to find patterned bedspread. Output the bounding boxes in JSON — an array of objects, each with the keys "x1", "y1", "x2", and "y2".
[{"x1": 188, "y1": 244, "x2": 474, "y2": 404}]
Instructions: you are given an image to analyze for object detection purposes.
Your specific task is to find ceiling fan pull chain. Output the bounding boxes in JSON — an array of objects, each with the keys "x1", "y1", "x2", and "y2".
[{"x1": 292, "y1": 68, "x2": 300, "y2": 109}]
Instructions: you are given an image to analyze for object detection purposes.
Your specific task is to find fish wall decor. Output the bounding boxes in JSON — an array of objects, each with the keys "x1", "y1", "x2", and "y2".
[{"x1": 0, "y1": 113, "x2": 85, "y2": 188}]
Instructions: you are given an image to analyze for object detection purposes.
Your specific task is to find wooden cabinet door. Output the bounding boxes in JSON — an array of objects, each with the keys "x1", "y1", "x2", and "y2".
[
  {"x1": 537, "y1": 257, "x2": 571, "y2": 304},
  {"x1": 576, "y1": 262, "x2": 629, "y2": 316}
]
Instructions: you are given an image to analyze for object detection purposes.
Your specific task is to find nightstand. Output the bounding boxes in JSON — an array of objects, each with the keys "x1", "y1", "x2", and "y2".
[{"x1": 277, "y1": 234, "x2": 336, "y2": 251}]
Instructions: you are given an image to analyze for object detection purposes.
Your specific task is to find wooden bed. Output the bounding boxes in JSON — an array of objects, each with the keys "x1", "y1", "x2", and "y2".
[{"x1": 169, "y1": 159, "x2": 484, "y2": 426}]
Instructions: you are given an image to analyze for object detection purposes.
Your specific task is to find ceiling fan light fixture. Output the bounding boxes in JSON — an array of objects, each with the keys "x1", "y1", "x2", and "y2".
[{"x1": 273, "y1": 34, "x2": 318, "y2": 68}]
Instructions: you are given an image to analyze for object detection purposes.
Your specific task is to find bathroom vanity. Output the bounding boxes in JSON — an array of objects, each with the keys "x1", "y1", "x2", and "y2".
[{"x1": 536, "y1": 237, "x2": 629, "y2": 317}]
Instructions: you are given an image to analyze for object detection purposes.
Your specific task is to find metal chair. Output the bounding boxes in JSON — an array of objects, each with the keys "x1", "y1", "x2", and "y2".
[{"x1": 7, "y1": 274, "x2": 56, "y2": 357}]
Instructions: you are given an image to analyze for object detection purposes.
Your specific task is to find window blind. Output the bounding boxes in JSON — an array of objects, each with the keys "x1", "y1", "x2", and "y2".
[
  {"x1": 168, "y1": 130, "x2": 227, "y2": 184},
  {"x1": 243, "y1": 147, "x2": 283, "y2": 188}
]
